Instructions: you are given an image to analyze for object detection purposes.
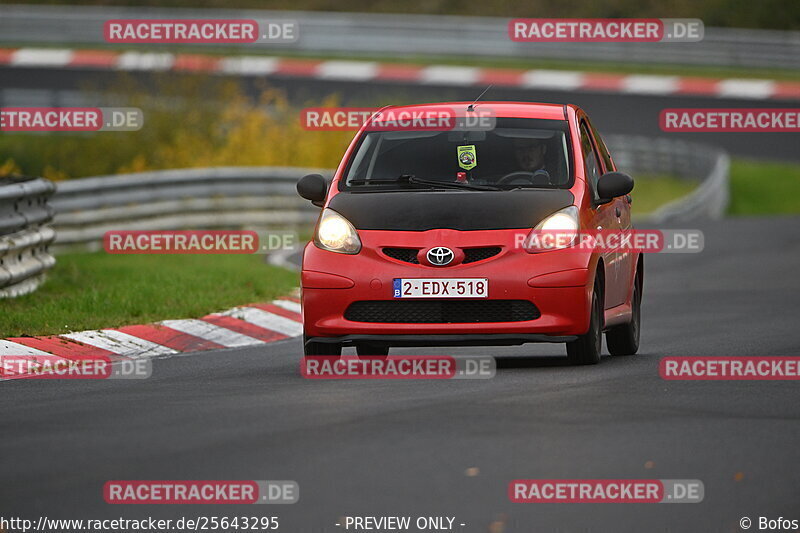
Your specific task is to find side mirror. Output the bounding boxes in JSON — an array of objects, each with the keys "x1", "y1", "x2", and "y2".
[
  {"x1": 596, "y1": 172, "x2": 634, "y2": 202},
  {"x1": 296, "y1": 174, "x2": 328, "y2": 206}
]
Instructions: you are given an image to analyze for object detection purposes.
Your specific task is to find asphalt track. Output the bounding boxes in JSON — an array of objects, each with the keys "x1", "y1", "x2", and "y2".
[
  {"x1": 2, "y1": 216, "x2": 800, "y2": 532},
  {"x1": 2, "y1": 66, "x2": 799, "y2": 162}
]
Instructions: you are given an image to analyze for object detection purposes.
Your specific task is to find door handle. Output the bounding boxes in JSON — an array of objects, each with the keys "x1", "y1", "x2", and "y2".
[{"x1": 615, "y1": 207, "x2": 621, "y2": 218}]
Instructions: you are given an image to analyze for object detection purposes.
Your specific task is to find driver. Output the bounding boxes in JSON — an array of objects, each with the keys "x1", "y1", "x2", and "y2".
[{"x1": 513, "y1": 138, "x2": 550, "y2": 178}]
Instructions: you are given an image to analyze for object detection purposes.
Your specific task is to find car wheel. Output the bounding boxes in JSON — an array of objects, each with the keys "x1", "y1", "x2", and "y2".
[
  {"x1": 606, "y1": 268, "x2": 642, "y2": 356},
  {"x1": 356, "y1": 343, "x2": 389, "y2": 357},
  {"x1": 303, "y1": 335, "x2": 342, "y2": 357},
  {"x1": 566, "y1": 280, "x2": 602, "y2": 365}
]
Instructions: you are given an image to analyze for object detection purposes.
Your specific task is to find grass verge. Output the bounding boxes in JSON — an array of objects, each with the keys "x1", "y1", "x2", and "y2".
[
  {"x1": 0, "y1": 252, "x2": 298, "y2": 338},
  {"x1": 634, "y1": 158, "x2": 800, "y2": 217},
  {"x1": 728, "y1": 159, "x2": 800, "y2": 215},
  {"x1": 632, "y1": 175, "x2": 698, "y2": 215}
]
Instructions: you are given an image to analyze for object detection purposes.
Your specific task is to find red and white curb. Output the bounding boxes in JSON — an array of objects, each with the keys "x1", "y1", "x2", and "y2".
[
  {"x1": 0, "y1": 290, "x2": 302, "y2": 380},
  {"x1": 1, "y1": 47, "x2": 799, "y2": 101}
]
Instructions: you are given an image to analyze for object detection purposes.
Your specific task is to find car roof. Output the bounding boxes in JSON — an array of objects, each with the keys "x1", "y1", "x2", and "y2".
[{"x1": 378, "y1": 101, "x2": 575, "y2": 120}]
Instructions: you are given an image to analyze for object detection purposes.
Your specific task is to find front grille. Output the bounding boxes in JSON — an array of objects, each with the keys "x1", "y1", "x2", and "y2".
[
  {"x1": 462, "y1": 247, "x2": 502, "y2": 264},
  {"x1": 383, "y1": 247, "x2": 420, "y2": 264},
  {"x1": 383, "y1": 246, "x2": 501, "y2": 265},
  {"x1": 344, "y1": 300, "x2": 540, "y2": 323}
]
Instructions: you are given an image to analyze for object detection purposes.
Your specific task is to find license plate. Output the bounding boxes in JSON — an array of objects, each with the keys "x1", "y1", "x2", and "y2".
[{"x1": 393, "y1": 278, "x2": 488, "y2": 298}]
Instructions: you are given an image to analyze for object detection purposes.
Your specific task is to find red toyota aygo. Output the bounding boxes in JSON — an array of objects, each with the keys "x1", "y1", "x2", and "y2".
[{"x1": 297, "y1": 102, "x2": 642, "y2": 365}]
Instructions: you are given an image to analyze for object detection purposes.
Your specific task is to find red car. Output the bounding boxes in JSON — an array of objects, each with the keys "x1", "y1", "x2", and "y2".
[{"x1": 297, "y1": 102, "x2": 642, "y2": 365}]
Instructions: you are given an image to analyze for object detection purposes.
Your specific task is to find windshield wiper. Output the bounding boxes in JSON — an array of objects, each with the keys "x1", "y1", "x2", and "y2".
[
  {"x1": 408, "y1": 175, "x2": 501, "y2": 191},
  {"x1": 349, "y1": 174, "x2": 500, "y2": 191}
]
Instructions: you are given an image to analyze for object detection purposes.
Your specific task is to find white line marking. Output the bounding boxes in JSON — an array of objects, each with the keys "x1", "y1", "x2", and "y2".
[
  {"x1": 522, "y1": 70, "x2": 583, "y2": 90},
  {"x1": 218, "y1": 56, "x2": 278, "y2": 75},
  {"x1": 272, "y1": 299, "x2": 302, "y2": 314},
  {"x1": 717, "y1": 79, "x2": 775, "y2": 99},
  {"x1": 160, "y1": 319, "x2": 263, "y2": 347},
  {"x1": 116, "y1": 52, "x2": 175, "y2": 71},
  {"x1": 421, "y1": 65, "x2": 480, "y2": 86},
  {"x1": 317, "y1": 60, "x2": 378, "y2": 81},
  {"x1": 219, "y1": 307, "x2": 302, "y2": 337},
  {"x1": 62, "y1": 330, "x2": 177, "y2": 357},
  {"x1": 0, "y1": 340, "x2": 52, "y2": 356},
  {"x1": 623, "y1": 75, "x2": 679, "y2": 95},
  {"x1": 12, "y1": 48, "x2": 73, "y2": 67}
]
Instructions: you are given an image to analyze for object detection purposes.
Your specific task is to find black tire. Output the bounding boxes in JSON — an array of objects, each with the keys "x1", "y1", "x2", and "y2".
[
  {"x1": 606, "y1": 268, "x2": 642, "y2": 356},
  {"x1": 356, "y1": 343, "x2": 389, "y2": 357},
  {"x1": 566, "y1": 280, "x2": 603, "y2": 365},
  {"x1": 303, "y1": 335, "x2": 342, "y2": 357}
]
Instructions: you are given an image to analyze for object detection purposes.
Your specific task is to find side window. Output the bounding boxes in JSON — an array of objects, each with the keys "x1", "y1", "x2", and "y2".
[
  {"x1": 579, "y1": 121, "x2": 602, "y2": 201},
  {"x1": 588, "y1": 120, "x2": 614, "y2": 173}
]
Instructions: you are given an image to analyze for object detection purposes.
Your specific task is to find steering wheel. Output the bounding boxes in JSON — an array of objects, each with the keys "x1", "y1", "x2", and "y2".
[{"x1": 496, "y1": 171, "x2": 538, "y2": 186}]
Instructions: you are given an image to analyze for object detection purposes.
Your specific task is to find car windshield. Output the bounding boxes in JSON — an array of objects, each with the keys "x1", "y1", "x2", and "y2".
[{"x1": 342, "y1": 117, "x2": 572, "y2": 191}]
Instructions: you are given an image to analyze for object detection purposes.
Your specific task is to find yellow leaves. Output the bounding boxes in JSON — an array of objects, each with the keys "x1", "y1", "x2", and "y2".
[
  {"x1": 116, "y1": 82, "x2": 354, "y2": 172},
  {"x1": 0, "y1": 157, "x2": 70, "y2": 181},
  {"x1": 117, "y1": 154, "x2": 150, "y2": 175},
  {"x1": 3, "y1": 78, "x2": 356, "y2": 178},
  {"x1": 0, "y1": 158, "x2": 21, "y2": 177},
  {"x1": 41, "y1": 165, "x2": 70, "y2": 181}
]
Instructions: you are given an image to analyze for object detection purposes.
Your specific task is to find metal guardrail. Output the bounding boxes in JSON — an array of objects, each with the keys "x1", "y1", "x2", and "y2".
[
  {"x1": 0, "y1": 176, "x2": 57, "y2": 298},
  {"x1": 606, "y1": 135, "x2": 730, "y2": 221},
  {"x1": 50, "y1": 136, "x2": 728, "y2": 249},
  {"x1": 0, "y1": 4, "x2": 799, "y2": 70},
  {"x1": 649, "y1": 152, "x2": 730, "y2": 223},
  {"x1": 51, "y1": 167, "x2": 326, "y2": 247}
]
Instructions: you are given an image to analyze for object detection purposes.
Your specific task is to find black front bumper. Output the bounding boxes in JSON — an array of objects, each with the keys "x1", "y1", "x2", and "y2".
[{"x1": 305, "y1": 333, "x2": 577, "y2": 348}]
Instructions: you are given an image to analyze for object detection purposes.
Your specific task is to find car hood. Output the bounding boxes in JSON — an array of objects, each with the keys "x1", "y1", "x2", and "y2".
[{"x1": 327, "y1": 189, "x2": 575, "y2": 231}]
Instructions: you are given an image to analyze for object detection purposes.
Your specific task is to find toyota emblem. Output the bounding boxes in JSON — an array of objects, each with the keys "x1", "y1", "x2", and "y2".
[{"x1": 427, "y1": 247, "x2": 454, "y2": 266}]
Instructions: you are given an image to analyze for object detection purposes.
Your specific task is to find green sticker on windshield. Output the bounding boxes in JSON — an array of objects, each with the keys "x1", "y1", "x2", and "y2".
[{"x1": 457, "y1": 145, "x2": 477, "y2": 170}]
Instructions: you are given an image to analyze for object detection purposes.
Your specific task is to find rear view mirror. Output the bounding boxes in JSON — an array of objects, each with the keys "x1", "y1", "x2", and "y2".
[
  {"x1": 297, "y1": 174, "x2": 328, "y2": 206},
  {"x1": 597, "y1": 172, "x2": 634, "y2": 202},
  {"x1": 447, "y1": 130, "x2": 486, "y2": 142}
]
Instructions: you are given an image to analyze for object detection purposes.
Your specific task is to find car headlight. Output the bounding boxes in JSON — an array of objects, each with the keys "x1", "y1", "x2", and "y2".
[
  {"x1": 523, "y1": 205, "x2": 579, "y2": 253},
  {"x1": 314, "y1": 208, "x2": 362, "y2": 254}
]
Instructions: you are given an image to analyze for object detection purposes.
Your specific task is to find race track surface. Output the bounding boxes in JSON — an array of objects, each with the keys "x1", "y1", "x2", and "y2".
[
  {"x1": 2, "y1": 216, "x2": 799, "y2": 532},
  {"x1": 2, "y1": 66, "x2": 799, "y2": 162}
]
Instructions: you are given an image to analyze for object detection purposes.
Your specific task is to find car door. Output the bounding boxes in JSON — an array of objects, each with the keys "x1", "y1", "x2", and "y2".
[
  {"x1": 578, "y1": 119, "x2": 618, "y2": 310},
  {"x1": 588, "y1": 118, "x2": 633, "y2": 307}
]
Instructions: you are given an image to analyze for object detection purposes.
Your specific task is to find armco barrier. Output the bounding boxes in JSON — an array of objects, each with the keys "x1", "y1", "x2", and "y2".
[
  {"x1": 0, "y1": 176, "x2": 56, "y2": 298},
  {"x1": 50, "y1": 135, "x2": 729, "y2": 250},
  {"x1": 51, "y1": 167, "x2": 326, "y2": 247},
  {"x1": 0, "y1": 4, "x2": 798, "y2": 70},
  {"x1": 606, "y1": 135, "x2": 730, "y2": 221}
]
